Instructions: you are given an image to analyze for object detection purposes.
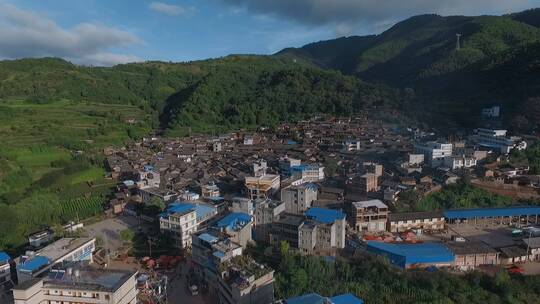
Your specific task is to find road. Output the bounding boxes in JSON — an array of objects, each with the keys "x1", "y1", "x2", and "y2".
[{"x1": 166, "y1": 258, "x2": 215, "y2": 304}]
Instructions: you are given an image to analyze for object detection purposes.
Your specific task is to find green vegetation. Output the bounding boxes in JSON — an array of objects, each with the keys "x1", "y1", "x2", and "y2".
[
  {"x1": 397, "y1": 182, "x2": 518, "y2": 212},
  {"x1": 510, "y1": 142, "x2": 540, "y2": 174}
]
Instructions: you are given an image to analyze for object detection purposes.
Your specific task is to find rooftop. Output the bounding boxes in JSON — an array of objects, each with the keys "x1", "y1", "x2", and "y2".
[
  {"x1": 352, "y1": 199, "x2": 388, "y2": 209},
  {"x1": 443, "y1": 206, "x2": 540, "y2": 220},
  {"x1": 18, "y1": 238, "x2": 94, "y2": 272},
  {"x1": 215, "y1": 212, "x2": 252, "y2": 231},
  {"x1": 446, "y1": 241, "x2": 498, "y2": 255},
  {"x1": 286, "y1": 292, "x2": 364, "y2": 304},
  {"x1": 388, "y1": 211, "x2": 444, "y2": 222},
  {"x1": 305, "y1": 208, "x2": 345, "y2": 224},
  {"x1": 18, "y1": 255, "x2": 50, "y2": 272},
  {"x1": 161, "y1": 202, "x2": 216, "y2": 221},
  {"x1": 0, "y1": 251, "x2": 11, "y2": 264},
  {"x1": 367, "y1": 241, "x2": 454, "y2": 267}
]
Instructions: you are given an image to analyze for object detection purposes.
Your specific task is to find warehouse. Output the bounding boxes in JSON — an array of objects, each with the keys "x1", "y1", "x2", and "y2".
[
  {"x1": 444, "y1": 206, "x2": 540, "y2": 226},
  {"x1": 366, "y1": 241, "x2": 454, "y2": 269},
  {"x1": 445, "y1": 241, "x2": 499, "y2": 270}
]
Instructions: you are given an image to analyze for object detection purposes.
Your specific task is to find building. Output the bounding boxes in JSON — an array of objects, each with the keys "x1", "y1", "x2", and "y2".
[
  {"x1": 137, "y1": 165, "x2": 160, "y2": 189},
  {"x1": 212, "y1": 141, "x2": 222, "y2": 152},
  {"x1": 279, "y1": 156, "x2": 302, "y2": 176},
  {"x1": 285, "y1": 292, "x2": 364, "y2": 304},
  {"x1": 16, "y1": 238, "x2": 96, "y2": 283},
  {"x1": 217, "y1": 256, "x2": 274, "y2": 304},
  {"x1": 159, "y1": 202, "x2": 217, "y2": 248},
  {"x1": 408, "y1": 154, "x2": 425, "y2": 166},
  {"x1": 351, "y1": 200, "x2": 389, "y2": 232},
  {"x1": 201, "y1": 181, "x2": 220, "y2": 198},
  {"x1": 232, "y1": 197, "x2": 255, "y2": 216},
  {"x1": 387, "y1": 211, "x2": 445, "y2": 233},
  {"x1": 245, "y1": 174, "x2": 280, "y2": 200},
  {"x1": 281, "y1": 183, "x2": 318, "y2": 214},
  {"x1": 140, "y1": 187, "x2": 177, "y2": 204},
  {"x1": 523, "y1": 237, "x2": 540, "y2": 261},
  {"x1": 481, "y1": 106, "x2": 500, "y2": 118},
  {"x1": 28, "y1": 229, "x2": 54, "y2": 248},
  {"x1": 253, "y1": 200, "x2": 285, "y2": 243},
  {"x1": 358, "y1": 173, "x2": 378, "y2": 193},
  {"x1": 366, "y1": 241, "x2": 454, "y2": 269},
  {"x1": 270, "y1": 213, "x2": 305, "y2": 248},
  {"x1": 470, "y1": 128, "x2": 525, "y2": 154},
  {"x1": 290, "y1": 165, "x2": 325, "y2": 182},
  {"x1": 12, "y1": 266, "x2": 137, "y2": 304},
  {"x1": 443, "y1": 155, "x2": 477, "y2": 170},
  {"x1": 343, "y1": 140, "x2": 361, "y2": 152},
  {"x1": 0, "y1": 252, "x2": 11, "y2": 289},
  {"x1": 363, "y1": 162, "x2": 383, "y2": 177},
  {"x1": 213, "y1": 212, "x2": 253, "y2": 248},
  {"x1": 299, "y1": 208, "x2": 346, "y2": 254},
  {"x1": 414, "y1": 141, "x2": 453, "y2": 167},
  {"x1": 252, "y1": 160, "x2": 267, "y2": 177},
  {"x1": 446, "y1": 241, "x2": 499, "y2": 270},
  {"x1": 443, "y1": 206, "x2": 540, "y2": 227}
]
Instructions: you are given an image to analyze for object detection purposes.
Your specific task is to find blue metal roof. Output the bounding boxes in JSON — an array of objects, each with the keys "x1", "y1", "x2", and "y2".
[
  {"x1": 366, "y1": 242, "x2": 454, "y2": 268},
  {"x1": 198, "y1": 233, "x2": 218, "y2": 244},
  {"x1": 161, "y1": 202, "x2": 216, "y2": 221},
  {"x1": 286, "y1": 293, "x2": 326, "y2": 304},
  {"x1": 215, "y1": 212, "x2": 252, "y2": 230},
  {"x1": 18, "y1": 255, "x2": 50, "y2": 272},
  {"x1": 305, "y1": 208, "x2": 345, "y2": 224},
  {"x1": 443, "y1": 206, "x2": 540, "y2": 220},
  {"x1": 0, "y1": 252, "x2": 10, "y2": 263},
  {"x1": 331, "y1": 293, "x2": 364, "y2": 304}
]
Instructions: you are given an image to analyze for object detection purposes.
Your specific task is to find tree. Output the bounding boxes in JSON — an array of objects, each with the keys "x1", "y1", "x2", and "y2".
[{"x1": 148, "y1": 196, "x2": 166, "y2": 211}]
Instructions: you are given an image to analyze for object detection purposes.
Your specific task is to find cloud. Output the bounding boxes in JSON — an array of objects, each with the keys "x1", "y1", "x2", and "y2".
[
  {"x1": 149, "y1": 2, "x2": 191, "y2": 16},
  {"x1": 221, "y1": 0, "x2": 532, "y2": 33},
  {"x1": 0, "y1": 3, "x2": 142, "y2": 66}
]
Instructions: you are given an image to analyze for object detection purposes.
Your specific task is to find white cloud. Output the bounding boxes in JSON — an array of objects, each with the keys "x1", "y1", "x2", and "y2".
[
  {"x1": 149, "y1": 2, "x2": 191, "y2": 16},
  {"x1": 0, "y1": 3, "x2": 142, "y2": 66}
]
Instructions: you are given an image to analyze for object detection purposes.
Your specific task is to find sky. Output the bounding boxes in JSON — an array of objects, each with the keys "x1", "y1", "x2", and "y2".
[{"x1": 0, "y1": 0, "x2": 537, "y2": 66}]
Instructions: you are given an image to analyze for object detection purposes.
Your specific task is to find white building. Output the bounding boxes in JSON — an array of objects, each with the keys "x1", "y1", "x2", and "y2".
[
  {"x1": 12, "y1": 266, "x2": 137, "y2": 304},
  {"x1": 291, "y1": 165, "x2": 325, "y2": 182},
  {"x1": 471, "y1": 128, "x2": 526, "y2": 154},
  {"x1": 16, "y1": 238, "x2": 96, "y2": 283},
  {"x1": 343, "y1": 140, "x2": 361, "y2": 152},
  {"x1": 281, "y1": 183, "x2": 318, "y2": 214},
  {"x1": 414, "y1": 141, "x2": 453, "y2": 167},
  {"x1": 159, "y1": 203, "x2": 217, "y2": 248},
  {"x1": 444, "y1": 155, "x2": 477, "y2": 170},
  {"x1": 408, "y1": 154, "x2": 425, "y2": 166},
  {"x1": 232, "y1": 197, "x2": 254, "y2": 216},
  {"x1": 137, "y1": 166, "x2": 160, "y2": 189},
  {"x1": 279, "y1": 156, "x2": 302, "y2": 176}
]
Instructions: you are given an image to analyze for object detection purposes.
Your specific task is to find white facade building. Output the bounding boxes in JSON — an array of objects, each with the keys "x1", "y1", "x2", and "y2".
[
  {"x1": 414, "y1": 141, "x2": 453, "y2": 167},
  {"x1": 281, "y1": 183, "x2": 318, "y2": 214}
]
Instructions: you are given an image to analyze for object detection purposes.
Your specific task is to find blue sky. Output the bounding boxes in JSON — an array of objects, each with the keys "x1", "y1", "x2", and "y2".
[{"x1": 0, "y1": 0, "x2": 537, "y2": 65}]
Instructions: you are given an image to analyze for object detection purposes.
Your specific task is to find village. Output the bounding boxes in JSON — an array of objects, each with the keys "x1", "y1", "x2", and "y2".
[{"x1": 3, "y1": 109, "x2": 540, "y2": 304}]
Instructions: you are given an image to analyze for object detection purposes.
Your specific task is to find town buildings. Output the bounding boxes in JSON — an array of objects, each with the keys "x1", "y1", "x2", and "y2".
[
  {"x1": 159, "y1": 202, "x2": 217, "y2": 248},
  {"x1": 387, "y1": 211, "x2": 445, "y2": 233},
  {"x1": 470, "y1": 128, "x2": 525, "y2": 154},
  {"x1": 245, "y1": 174, "x2": 280, "y2": 200},
  {"x1": 213, "y1": 212, "x2": 253, "y2": 248},
  {"x1": 253, "y1": 200, "x2": 285, "y2": 243},
  {"x1": 298, "y1": 208, "x2": 346, "y2": 254},
  {"x1": 12, "y1": 266, "x2": 138, "y2": 304},
  {"x1": 351, "y1": 200, "x2": 389, "y2": 232},
  {"x1": 281, "y1": 183, "x2": 318, "y2": 214},
  {"x1": 414, "y1": 141, "x2": 453, "y2": 167}
]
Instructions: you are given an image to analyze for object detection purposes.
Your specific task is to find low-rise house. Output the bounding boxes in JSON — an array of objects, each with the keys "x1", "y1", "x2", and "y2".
[
  {"x1": 446, "y1": 241, "x2": 499, "y2": 270},
  {"x1": 499, "y1": 246, "x2": 529, "y2": 264},
  {"x1": 28, "y1": 229, "x2": 54, "y2": 248},
  {"x1": 387, "y1": 211, "x2": 445, "y2": 233},
  {"x1": 213, "y1": 212, "x2": 253, "y2": 248},
  {"x1": 351, "y1": 200, "x2": 389, "y2": 232},
  {"x1": 523, "y1": 237, "x2": 540, "y2": 261},
  {"x1": 201, "y1": 181, "x2": 221, "y2": 198},
  {"x1": 12, "y1": 266, "x2": 137, "y2": 304}
]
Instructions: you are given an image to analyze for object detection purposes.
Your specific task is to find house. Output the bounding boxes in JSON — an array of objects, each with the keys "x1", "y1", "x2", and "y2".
[
  {"x1": 253, "y1": 200, "x2": 285, "y2": 243},
  {"x1": 12, "y1": 266, "x2": 137, "y2": 304},
  {"x1": 522, "y1": 237, "x2": 540, "y2": 261},
  {"x1": 245, "y1": 174, "x2": 280, "y2": 200},
  {"x1": 159, "y1": 202, "x2": 217, "y2": 248},
  {"x1": 414, "y1": 141, "x2": 453, "y2": 167},
  {"x1": 281, "y1": 183, "x2": 318, "y2": 214},
  {"x1": 270, "y1": 213, "x2": 305, "y2": 248},
  {"x1": 201, "y1": 181, "x2": 220, "y2": 198},
  {"x1": 351, "y1": 200, "x2": 389, "y2": 232},
  {"x1": 298, "y1": 208, "x2": 346, "y2": 254},
  {"x1": 213, "y1": 212, "x2": 253, "y2": 248},
  {"x1": 28, "y1": 229, "x2": 54, "y2": 248},
  {"x1": 387, "y1": 211, "x2": 445, "y2": 233}
]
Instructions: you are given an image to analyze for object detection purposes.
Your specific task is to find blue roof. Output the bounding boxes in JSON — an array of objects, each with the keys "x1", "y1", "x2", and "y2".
[
  {"x1": 331, "y1": 293, "x2": 364, "y2": 304},
  {"x1": 215, "y1": 212, "x2": 252, "y2": 230},
  {"x1": 286, "y1": 293, "x2": 364, "y2": 304},
  {"x1": 213, "y1": 251, "x2": 226, "y2": 259},
  {"x1": 198, "y1": 233, "x2": 218, "y2": 244},
  {"x1": 0, "y1": 252, "x2": 10, "y2": 263},
  {"x1": 18, "y1": 255, "x2": 50, "y2": 272},
  {"x1": 161, "y1": 202, "x2": 216, "y2": 221},
  {"x1": 305, "y1": 208, "x2": 345, "y2": 224},
  {"x1": 443, "y1": 206, "x2": 540, "y2": 220},
  {"x1": 367, "y1": 242, "x2": 454, "y2": 268}
]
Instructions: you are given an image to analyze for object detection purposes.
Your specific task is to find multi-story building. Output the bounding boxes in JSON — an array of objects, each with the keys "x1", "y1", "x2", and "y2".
[
  {"x1": 299, "y1": 208, "x2": 346, "y2": 254},
  {"x1": 414, "y1": 141, "x2": 453, "y2": 167},
  {"x1": 281, "y1": 183, "x2": 318, "y2": 214},
  {"x1": 343, "y1": 140, "x2": 361, "y2": 152},
  {"x1": 0, "y1": 252, "x2": 11, "y2": 289},
  {"x1": 201, "y1": 181, "x2": 220, "y2": 198},
  {"x1": 408, "y1": 153, "x2": 425, "y2": 166},
  {"x1": 213, "y1": 212, "x2": 253, "y2": 248},
  {"x1": 279, "y1": 156, "x2": 301, "y2": 176},
  {"x1": 253, "y1": 200, "x2": 285, "y2": 243},
  {"x1": 363, "y1": 162, "x2": 383, "y2": 177},
  {"x1": 232, "y1": 197, "x2": 254, "y2": 216},
  {"x1": 270, "y1": 213, "x2": 305, "y2": 248},
  {"x1": 159, "y1": 202, "x2": 217, "y2": 248},
  {"x1": 245, "y1": 174, "x2": 280, "y2": 200},
  {"x1": 358, "y1": 173, "x2": 378, "y2": 193},
  {"x1": 12, "y1": 266, "x2": 138, "y2": 304},
  {"x1": 252, "y1": 160, "x2": 267, "y2": 177},
  {"x1": 351, "y1": 200, "x2": 389, "y2": 232},
  {"x1": 443, "y1": 155, "x2": 477, "y2": 170},
  {"x1": 290, "y1": 165, "x2": 325, "y2": 182},
  {"x1": 470, "y1": 128, "x2": 525, "y2": 154},
  {"x1": 16, "y1": 238, "x2": 96, "y2": 283},
  {"x1": 136, "y1": 165, "x2": 160, "y2": 189},
  {"x1": 387, "y1": 211, "x2": 445, "y2": 233}
]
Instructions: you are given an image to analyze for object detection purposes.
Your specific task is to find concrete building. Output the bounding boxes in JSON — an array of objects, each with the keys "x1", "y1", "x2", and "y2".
[
  {"x1": 414, "y1": 141, "x2": 453, "y2": 167},
  {"x1": 0, "y1": 252, "x2": 11, "y2": 289},
  {"x1": 12, "y1": 266, "x2": 137, "y2": 304},
  {"x1": 281, "y1": 183, "x2": 318, "y2": 214},
  {"x1": 363, "y1": 162, "x2": 383, "y2": 177},
  {"x1": 137, "y1": 165, "x2": 160, "y2": 189},
  {"x1": 252, "y1": 160, "x2": 267, "y2": 177},
  {"x1": 446, "y1": 241, "x2": 499, "y2": 270},
  {"x1": 299, "y1": 208, "x2": 346, "y2": 254},
  {"x1": 201, "y1": 181, "x2": 220, "y2": 198},
  {"x1": 279, "y1": 156, "x2": 301, "y2": 176},
  {"x1": 16, "y1": 238, "x2": 96, "y2": 283},
  {"x1": 28, "y1": 229, "x2": 54, "y2": 248},
  {"x1": 212, "y1": 141, "x2": 222, "y2": 152},
  {"x1": 270, "y1": 213, "x2": 305, "y2": 248},
  {"x1": 343, "y1": 140, "x2": 361, "y2": 152},
  {"x1": 408, "y1": 154, "x2": 425, "y2": 166},
  {"x1": 358, "y1": 173, "x2": 378, "y2": 193},
  {"x1": 387, "y1": 211, "x2": 445, "y2": 233},
  {"x1": 481, "y1": 106, "x2": 500, "y2": 118},
  {"x1": 470, "y1": 128, "x2": 525, "y2": 154},
  {"x1": 444, "y1": 155, "x2": 477, "y2": 170},
  {"x1": 213, "y1": 212, "x2": 253, "y2": 248},
  {"x1": 367, "y1": 241, "x2": 454, "y2": 269},
  {"x1": 351, "y1": 200, "x2": 389, "y2": 232},
  {"x1": 232, "y1": 197, "x2": 254, "y2": 216},
  {"x1": 523, "y1": 237, "x2": 540, "y2": 261},
  {"x1": 253, "y1": 200, "x2": 285, "y2": 243},
  {"x1": 290, "y1": 165, "x2": 325, "y2": 182},
  {"x1": 245, "y1": 174, "x2": 280, "y2": 200},
  {"x1": 159, "y1": 202, "x2": 217, "y2": 248}
]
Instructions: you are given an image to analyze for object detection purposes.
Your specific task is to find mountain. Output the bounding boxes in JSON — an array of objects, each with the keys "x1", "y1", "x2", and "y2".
[{"x1": 277, "y1": 11, "x2": 540, "y2": 128}]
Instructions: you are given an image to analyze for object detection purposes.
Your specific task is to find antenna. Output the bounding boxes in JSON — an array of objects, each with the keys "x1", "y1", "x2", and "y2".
[{"x1": 456, "y1": 33, "x2": 462, "y2": 50}]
